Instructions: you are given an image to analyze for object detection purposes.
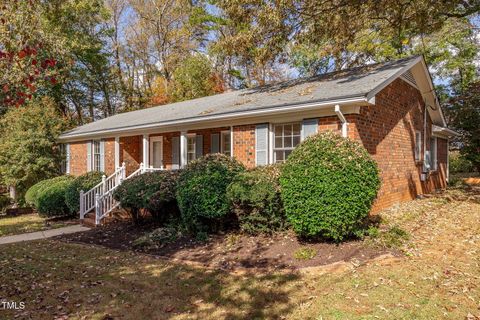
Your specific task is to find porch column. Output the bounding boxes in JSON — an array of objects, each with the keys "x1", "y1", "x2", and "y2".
[
  {"x1": 142, "y1": 134, "x2": 149, "y2": 167},
  {"x1": 180, "y1": 131, "x2": 187, "y2": 168},
  {"x1": 114, "y1": 136, "x2": 120, "y2": 169}
]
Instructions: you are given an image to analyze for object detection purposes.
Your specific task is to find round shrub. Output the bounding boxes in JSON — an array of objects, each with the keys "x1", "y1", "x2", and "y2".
[
  {"x1": 64, "y1": 171, "x2": 104, "y2": 213},
  {"x1": 176, "y1": 154, "x2": 245, "y2": 233},
  {"x1": 227, "y1": 165, "x2": 288, "y2": 234},
  {"x1": 113, "y1": 171, "x2": 179, "y2": 224},
  {"x1": 36, "y1": 176, "x2": 75, "y2": 217},
  {"x1": 280, "y1": 132, "x2": 381, "y2": 241},
  {"x1": 25, "y1": 176, "x2": 73, "y2": 208}
]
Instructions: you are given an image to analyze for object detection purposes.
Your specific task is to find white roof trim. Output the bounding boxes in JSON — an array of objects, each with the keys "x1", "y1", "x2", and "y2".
[{"x1": 432, "y1": 125, "x2": 459, "y2": 137}]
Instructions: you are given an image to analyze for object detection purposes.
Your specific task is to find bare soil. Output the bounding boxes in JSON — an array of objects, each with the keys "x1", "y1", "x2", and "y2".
[{"x1": 59, "y1": 222, "x2": 395, "y2": 271}]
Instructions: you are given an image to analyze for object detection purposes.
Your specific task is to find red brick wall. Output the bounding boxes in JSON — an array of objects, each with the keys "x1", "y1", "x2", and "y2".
[
  {"x1": 349, "y1": 78, "x2": 447, "y2": 212},
  {"x1": 120, "y1": 135, "x2": 142, "y2": 175},
  {"x1": 233, "y1": 124, "x2": 256, "y2": 168},
  {"x1": 104, "y1": 138, "x2": 116, "y2": 175},
  {"x1": 69, "y1": 141, "x2": 87, "y2": 176}
]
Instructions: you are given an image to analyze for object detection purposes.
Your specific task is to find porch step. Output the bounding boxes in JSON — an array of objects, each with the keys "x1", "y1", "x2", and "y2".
[
  {"x1": 80, "y1": 208, "x2": 130, "y2": 227},
  {"x1": 81, "y1": 212, "x2": 97, "y2": 228}
]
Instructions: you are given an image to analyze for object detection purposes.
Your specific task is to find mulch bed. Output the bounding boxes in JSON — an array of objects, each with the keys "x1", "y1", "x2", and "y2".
[{"x1": 58, "y1": 222, "x2": 397, "y2": 271}]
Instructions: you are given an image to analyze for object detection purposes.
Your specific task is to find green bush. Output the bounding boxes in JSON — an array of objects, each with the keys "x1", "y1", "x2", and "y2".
[
  {"x1": 449, "y1": 151, "x2": 474, "y2": 173},
  {"x1": 0, "y1": 194, "x2": 11, "y2": 213},
  {"x1": 280, "y1": 132, "x2": 381, "y2": 241},
  {"x1": 227, "y1": 165, "x2": 288, "y2": 234},
  {"x1": 113, "y1": 171, "x2": 179, "y2": 224},
  {"x1": 176, "y1": 154, "x2": 245, "y2": 233},
  {"x1": 64, "y1": 172, "x2": 104, "y2": 213},
  {"x1": 36, "y1": 176, "x2": 75, "y2": 217},
  {"x1": 25, "y1": 176, "x2": 73, "y2": 208}
]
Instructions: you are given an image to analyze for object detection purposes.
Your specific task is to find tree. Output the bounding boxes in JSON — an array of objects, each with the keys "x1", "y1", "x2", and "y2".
[
  {"x1": 0, "y1": 97, "x2": 68, "y2": 201},
  {"x1": 169, "y1": 55, "x2": 224, "y2": 102},
  {"x1": 444, "y1": 81, "x2": 480, "y2": 173},
  {"x1": 0, "y1": 0, "x2": 66, "y2": 109}
]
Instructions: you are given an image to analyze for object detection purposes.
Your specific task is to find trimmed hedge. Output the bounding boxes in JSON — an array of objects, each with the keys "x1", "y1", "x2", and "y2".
[
  {"x1": 280, "y1": 132, "x2": 381, "y2": 241},
  {"x1": 176, "y1": 154, "x2": 245, "y2": 233},
  {"x1": 36, "y1": 176, "x2": 75, "y2": 217},
  {"x1": 25, "y1": 176, "x2": 73, "y2": 209},
  {"x1": 227, "y1": 165, "x2": 288, "y2": 234},
  {"x1": 65, "y1": 171, "x2": 104, "y2": 213},
  {"x1": 113, "y1": 171, "x2": 179, "y2": 224}
]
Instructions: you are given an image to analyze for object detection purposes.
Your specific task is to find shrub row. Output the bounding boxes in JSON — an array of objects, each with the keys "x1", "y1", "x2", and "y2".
[
  {"x1": 25, "y1": 172, "x2": 104, "y2": 218},
  {"x1": 112, "y1": 133, "x2": 380, "y2": 241},
  {"x1": 26, "y1": 175, "x2": 75, "y2": 217}
]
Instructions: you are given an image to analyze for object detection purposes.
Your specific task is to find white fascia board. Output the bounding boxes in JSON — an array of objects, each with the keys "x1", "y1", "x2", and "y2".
[
  {"x1": 432, "y1": 125, "x2": 460, "y2": 137},
  {"x1": 58, "y1": 96, "x2": 369, "y2": 142}
]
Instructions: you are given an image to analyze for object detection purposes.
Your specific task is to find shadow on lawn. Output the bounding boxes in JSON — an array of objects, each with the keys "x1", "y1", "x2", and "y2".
[
  {"x1": 0, "y1": 239, "x2": 301, "y2": 320},
  {"x1": 79, "y1": 252, "x2": 300, "y2": 319}
]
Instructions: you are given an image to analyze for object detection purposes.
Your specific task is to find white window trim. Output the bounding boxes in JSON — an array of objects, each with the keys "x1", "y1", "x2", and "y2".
[
  {"x1": 186, "y1": 133, "x2": 196, "y2": 163},
  {"x1": 65, "y1": 144, "x2": 71, "y2": 174},
  {"x1": 272, "y1": 122, "x2": 302, "y2": 164},
  {"x1": 92, "y1": 140, "x2": 101, "y2": 172},
  {"x1": 415, "y1": 130, "x2": 422, "y2": 162},
  {"x1": 149, "y1": 136, "x2": 163, "y2": 169},
  {"x1": 220, "y1": 130, "x2": 231, "y2": 156}
]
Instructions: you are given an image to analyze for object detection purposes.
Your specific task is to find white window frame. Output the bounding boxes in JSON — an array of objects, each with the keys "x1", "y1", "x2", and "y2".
[
  {"x1": 149, "y1": 136, "x2": 164, "y2": 169},
  {"x1": 415, "y1": 130, "x2": 422, "y2": 161},
  {"x1": 272, "y1": 122, "x2": 302, "y2": 164},
  {"x1": 186, "y1": 134, "x2": 196, "y2": 164},
  {"x1": 92, "y1": 140, "x2": 101, "y2": 172},
  {"x1": 221, "y1": 130, "x2": 231, "y2": 157},
  {"x1": 60, "y1": 144, "x2": 70, "y2": 174},
  {"x1": 430, "y1": 137, "x2": 437, "y2": 171}
]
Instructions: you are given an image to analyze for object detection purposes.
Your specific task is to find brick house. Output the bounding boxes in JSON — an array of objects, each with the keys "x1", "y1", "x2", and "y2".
[{"x1": 59, "y1": 55, "x2": 457, "y2": 224}]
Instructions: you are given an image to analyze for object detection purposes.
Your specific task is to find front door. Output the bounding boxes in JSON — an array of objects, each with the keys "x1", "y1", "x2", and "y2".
[{"x1": 150, "y1": 136, "x2": 163, "y2": 168}]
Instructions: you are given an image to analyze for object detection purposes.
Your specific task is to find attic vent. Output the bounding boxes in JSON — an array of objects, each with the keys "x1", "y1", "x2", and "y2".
[{"x1": 401, "y1": 70, "x2": 418, "y2": 87}]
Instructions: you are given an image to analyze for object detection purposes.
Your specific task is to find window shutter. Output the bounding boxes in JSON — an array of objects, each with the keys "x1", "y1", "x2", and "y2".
[
  {"x1": 255, "y1": 124, "x2": 269, "y2": 166},
  {"x1": 195, "y1": 135, "x2": 203, "y2": 159},
  {"x1": 99, "y1": 140, "x2": 105, "y2": 172},
  {"x1": 302, "y1": 119, "x2": 318, "y2": 140},
  {"x1": 86, "y1": 141, "x2": 92, "y2": 172},
  {"x1": 172, "y1": 136, "x2": 180, "y2": 169},
  {"x1": 211, "y1": 133, "x2": 220, "y2": 153},
  {"x1": 66, "y1": 144, "x2": 71, "y2": 174}
]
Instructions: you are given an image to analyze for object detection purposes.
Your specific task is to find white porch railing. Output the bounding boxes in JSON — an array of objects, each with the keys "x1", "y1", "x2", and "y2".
[{"x1": 80, "y1": 162, "x2": 164, "y2": 225}]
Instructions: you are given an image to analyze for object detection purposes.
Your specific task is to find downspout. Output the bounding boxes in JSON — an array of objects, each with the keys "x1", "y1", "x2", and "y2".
[
  {"x1": 423, "y1": 102, "x2": 427, "y2": 171},
  {"x1": 334, "y1": 104, "x2": 348, "y2": 138}
]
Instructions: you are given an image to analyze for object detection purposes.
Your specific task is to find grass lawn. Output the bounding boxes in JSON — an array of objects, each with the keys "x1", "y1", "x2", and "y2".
[
  {"x1": 0, "y1": 214, "x2": 71, "y2": 237},
  {"x1": 0, "y1": 186, "x2": 479, "y2": 319}
]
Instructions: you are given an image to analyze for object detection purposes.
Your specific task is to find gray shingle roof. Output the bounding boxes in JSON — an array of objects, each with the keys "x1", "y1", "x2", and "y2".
[{"x1": 60, "y1": 55, "x2": 421, "y2": 139}]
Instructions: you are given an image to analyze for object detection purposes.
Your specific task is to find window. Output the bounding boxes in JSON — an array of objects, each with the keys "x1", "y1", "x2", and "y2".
[
  {"x1": 93, "y1": 140, "x2": 101, "y2": 172},
  {"x1": 60, "y1": 144, "x2": 70, "y2": 174},
  {"x1": 273, "y1": 123, "x2": 301, "y2": 163},
  {"x1": 221, "y1": 131, "x2": 231, "y2": 156},
  {"x1": 415, "y1": 131, "x2": 422, "y2": 161},
  {"x1": 430, "y1": 137, "x2": 437, "y2": 170},
  {"x1": 187, "y1": 135, "x2": 196, "y2": 163}
]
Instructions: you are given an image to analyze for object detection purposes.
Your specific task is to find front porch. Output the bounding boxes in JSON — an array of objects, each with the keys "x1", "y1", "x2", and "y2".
[{"x1": 114, "y1": 126, "x2": 235, "y2": 176}]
